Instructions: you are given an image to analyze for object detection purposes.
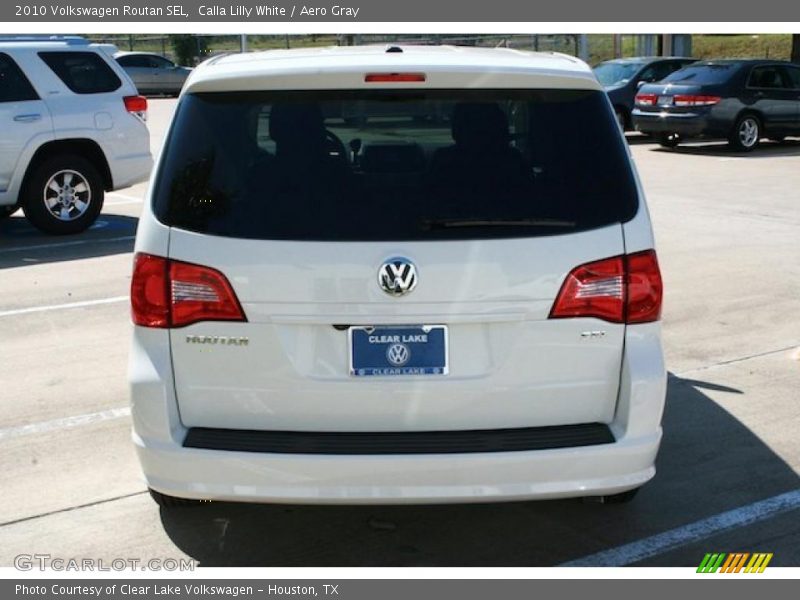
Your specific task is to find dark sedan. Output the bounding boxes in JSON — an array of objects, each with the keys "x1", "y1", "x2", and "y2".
[
  {"x1": 594, "y1": 56, "x2": 697, "y2": 130},
  {"x1": 632, "y1": 59, "x2": 800, "y2": 151}
]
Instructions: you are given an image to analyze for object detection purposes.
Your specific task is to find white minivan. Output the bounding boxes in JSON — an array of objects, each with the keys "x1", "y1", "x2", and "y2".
[{"x1": 129, "y1": 46, "x2": 666, "y2": 507}]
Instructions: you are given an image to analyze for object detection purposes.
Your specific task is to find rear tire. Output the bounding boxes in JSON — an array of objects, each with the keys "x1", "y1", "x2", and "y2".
[
  {"x1": 614, "y1": 107, "x2": 627, "y2": 132},
  {"x1": 148, "y1": 488, "x2": 206, "y2": 508},
  {"x1": 657, "y1": 133, "x2": 681, "y2": 148},
  {"x1": 21, "y1": 154, "x2": 104, "y2": 235},
  {"x1": 584, "y1": 487, "x2": 641, "y2": 504},
  {"x1": 728, "y1": 114, "x2": 761, "y2": 152}
]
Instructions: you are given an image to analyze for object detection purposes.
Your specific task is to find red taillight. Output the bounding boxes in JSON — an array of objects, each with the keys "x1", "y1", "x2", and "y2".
[
  {"x1": 123, "y1": 95, "x2": 148, "y2": 113},
  {"x1": 672, "y1": 94, "x2": 721, "y2": 107},
  {"x1": 131, "y1": 253, "x2": 169, "y2": 328},
  {"x1": 131, "y1": 253, "x2": 246, "y2": 328},
  {"x1": 549, "y1": 256, "x2": 626, "y2": 322},
  {"x1": 549, "y1": 250, "x2": 662, "y2": 324},
  {"x1": 635, "y1": 93, "x2": 658, "y2": 106},
  {"x1": 365, "y1": 73, "x2": 426, "y2": 83},
  {"x1": 625, "y1": 250, "x2": 663, "y2": 323}
]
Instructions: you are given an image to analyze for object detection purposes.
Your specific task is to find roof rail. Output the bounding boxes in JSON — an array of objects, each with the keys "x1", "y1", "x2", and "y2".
[{"x1": 0, "y1": 35, "x2": 89, "y2": 45}]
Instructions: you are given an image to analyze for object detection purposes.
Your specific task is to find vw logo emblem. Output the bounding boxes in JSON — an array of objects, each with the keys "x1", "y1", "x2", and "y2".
[
  {"x1": 386, "y1": 343, "x2": 410, "y2": 367},
  {"x1": 378, "y1": 257, "x2": 417, "y2": 297}
]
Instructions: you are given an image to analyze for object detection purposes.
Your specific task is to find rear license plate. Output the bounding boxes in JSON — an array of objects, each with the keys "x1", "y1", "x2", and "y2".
[
  {"x1": 657, "y1": 95, "x2": 673, "y2": 106},
  {"x1": 349, "y1": 325, "x2": 448, "y2": 377}
]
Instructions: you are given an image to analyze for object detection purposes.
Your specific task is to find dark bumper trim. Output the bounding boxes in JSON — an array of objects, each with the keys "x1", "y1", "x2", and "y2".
[{"x1": 183, "y1": 423, "x2": 615, "y2": 455}]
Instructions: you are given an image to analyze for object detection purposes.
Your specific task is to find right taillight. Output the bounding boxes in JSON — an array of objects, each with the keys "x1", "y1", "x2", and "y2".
[
  {"x1": 624, "y1": 250, "x2": 663, "y2": 323},
  {"x1": 131, "y1": 253, "x2": 246, "y2": 328},
  {"x1": 549, "y1": 250, "x2": 662, "y2": 324},
  {"x1": 124, "y1": 95, "x2": 148, "y2": 121},
  {"x1": 672, "y1": 94, "x2": 721, "y2": 107}
]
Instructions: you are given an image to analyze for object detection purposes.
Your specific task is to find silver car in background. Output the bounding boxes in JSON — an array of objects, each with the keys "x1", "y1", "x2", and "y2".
[{"x1": 114, "y1": 51, "x2": 191, "y2": 96}]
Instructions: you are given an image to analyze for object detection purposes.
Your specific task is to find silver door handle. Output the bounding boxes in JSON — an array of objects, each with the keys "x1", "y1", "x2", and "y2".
[{"x1": 14, "y1": 113, "x2": 42, "y2": 123}]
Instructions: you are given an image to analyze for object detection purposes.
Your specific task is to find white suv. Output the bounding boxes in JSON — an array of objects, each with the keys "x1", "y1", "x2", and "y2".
[
  {"x1": 129, "y1": 46, "x2": 666, "y2": 507},
  {"x1": 0, "y1": 37, "x2": 152, "y2": 234}
]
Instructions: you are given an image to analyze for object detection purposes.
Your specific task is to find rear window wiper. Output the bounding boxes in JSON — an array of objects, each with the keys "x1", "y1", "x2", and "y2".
[{"x1": 421, "y1": 217, "x2": 577, "y2": 230}]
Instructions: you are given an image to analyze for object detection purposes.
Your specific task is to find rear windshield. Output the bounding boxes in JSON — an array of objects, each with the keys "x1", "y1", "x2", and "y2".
[
  {"x1": 593, "y1": 62, "x2": 644, "y2": 86},
  {"x1": 662, "y1": 63, "x2": 738, "y2": 85},
  {"x1": 153, "y1": 89, "x2": 638, "y2": 241}
]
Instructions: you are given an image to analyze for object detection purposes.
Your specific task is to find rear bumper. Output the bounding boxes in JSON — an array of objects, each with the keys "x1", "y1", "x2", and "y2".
[
  {"x1": 632, "y1": 109, "x2": 712, "y2": 137},
  {"x1": 129, "y1": 322, "x2": 666, "y2": 504},
  {"x1": 109, "y1": 152, "x2": 153, "y2": 190},
  {"x1": 135, "y1": 429, "x2": 659, "y2": 504}
]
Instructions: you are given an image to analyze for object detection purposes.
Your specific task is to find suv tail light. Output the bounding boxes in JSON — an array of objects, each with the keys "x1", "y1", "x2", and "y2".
[
  {"x1": 672, "y1": 94, "x2": 721, "y2": 107},
  {"x1": 131, "y1": 253, "x2": 246, "y2": 328},
  {"x1": 549, "y1": 250, "x2": 662, "y2": 324},
  {"x1": 635, "y1": 93, "x2": 658, "y2": 106},
  {"x1": 124, "y1": 95, "x2": 148, "y2": 121}
]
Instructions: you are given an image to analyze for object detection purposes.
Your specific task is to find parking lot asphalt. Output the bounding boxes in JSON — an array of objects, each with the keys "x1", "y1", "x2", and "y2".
[{"x1": 1, "y1": 99, "x2": 799, "y2": 567}]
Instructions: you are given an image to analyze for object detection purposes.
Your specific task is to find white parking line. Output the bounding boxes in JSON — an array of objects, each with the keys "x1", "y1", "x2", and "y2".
[
  {"x1": 1, "y1": 235, "x2": 134, "y2": 253},
  {"x1": 561, "y1": 488, "x2": 800, "y2": 566},
  {"x1": 0, "y1": 296, "x2": 128, "y2": 318},
  {"x1": 0, "y1": 407, "x2": 131, "y2": 441},
  {"x1": 106, "y1": 192, "x2": 144, "y2": 206}
]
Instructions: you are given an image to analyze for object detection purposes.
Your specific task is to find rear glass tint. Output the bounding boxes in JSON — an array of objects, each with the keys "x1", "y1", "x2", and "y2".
[
  {"x1": 593, "y1": 61, "x2": 644, "y2": 86},
  {"x1": 153, "y1": 89, "x2": 638, "y2": 241},
  {"x1": 662, "y1": 63, "x2": 738, "y2": 85},
  {"x1": 39, "y1": 51, "x2": 121, "y2": 94}
]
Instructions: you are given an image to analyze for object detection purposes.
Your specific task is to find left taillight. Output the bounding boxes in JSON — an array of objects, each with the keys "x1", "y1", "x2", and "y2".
[
  {"x1": 131, "y1": 253, "x2": 246, "y2": 328},
  {"x1": 124, "y1": 95, "x2": 148, "y2": 121},
  {"x1": 549, "y1": 250, "x2": 663, "y2": 324},
  {"x1": 635, "y1": 93, "x2": 658, "y2": 106}
]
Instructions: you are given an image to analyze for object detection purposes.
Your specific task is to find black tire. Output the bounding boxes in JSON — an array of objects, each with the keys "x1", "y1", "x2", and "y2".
[
  {"x1": 603, "y1": 487, "x2": 640, "y2": 504},
  {"x1": 657, "y1": 133, "x2": 681, "y2": 148},
  {"x1": 614, "y1": 107, "x2": 628, "y2": 132},
  {"x1": 584, "y1": 487, "x2": 641, "y2": 504},
  {"x1": 0, "y1": 205, "x2": 19, "y2": 220},
  {"x1": 149, "y1": 488, "x2": 206, "y2": 508},
  {"x1": 21, "y1": 154, "x2": 104, "y2": 235},
  {"x1": 728, "y1": 114, "x2": 761, "y2": 152}
]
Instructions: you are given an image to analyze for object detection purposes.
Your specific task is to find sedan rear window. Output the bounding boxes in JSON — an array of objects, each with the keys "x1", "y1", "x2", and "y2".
[
  {"x1": 153, "y1": 89, "x2": 638, "y2": 241},
  {"x1": 662, "y1": 64, "x2": 738, "y2": 85},
  {"x1": 593, "y1": 62, "x2": 644, "y2": 86}
]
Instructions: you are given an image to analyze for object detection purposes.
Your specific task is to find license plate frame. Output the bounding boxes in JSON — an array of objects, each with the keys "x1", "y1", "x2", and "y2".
[{"x1": 348, "y1": 325, "x2": 449, "y2": 377}]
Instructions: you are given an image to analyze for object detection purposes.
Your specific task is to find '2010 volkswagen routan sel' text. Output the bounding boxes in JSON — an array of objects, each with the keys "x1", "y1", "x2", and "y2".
[{"x1": 129, "y1": 45, "x2": 666, "y2": 507}]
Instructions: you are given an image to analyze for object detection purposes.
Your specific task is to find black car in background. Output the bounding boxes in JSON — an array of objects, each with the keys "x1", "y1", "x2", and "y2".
[
  {"x1": 594, "y1": 57, "x2": 697, "y2": 130},
  {"x1": 632, "y1": 60, "x2": 800, "y2": 151}
]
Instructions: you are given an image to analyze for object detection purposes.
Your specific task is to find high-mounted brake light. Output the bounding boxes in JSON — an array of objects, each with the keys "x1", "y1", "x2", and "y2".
[
  {"x1": 549, "y1": 250, "x2": 662, "y2": 324},
  {"x1": 634, "y1": 93, "x2": 658, "y2": 106},
  {"x1": 672, "y1": 94, "x2": 721, "y2": 107},
  {"x1": 365, "y1": 73, "x2": 426, "y2": 83},
  {"x1": 131, "y1": 254, "x2": 246, "y2": 328}
]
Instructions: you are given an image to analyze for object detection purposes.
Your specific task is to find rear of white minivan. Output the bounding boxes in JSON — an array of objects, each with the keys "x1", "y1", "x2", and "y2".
[{"x1": 129, "y1": 50, "x2": 666, "y2": 505}]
